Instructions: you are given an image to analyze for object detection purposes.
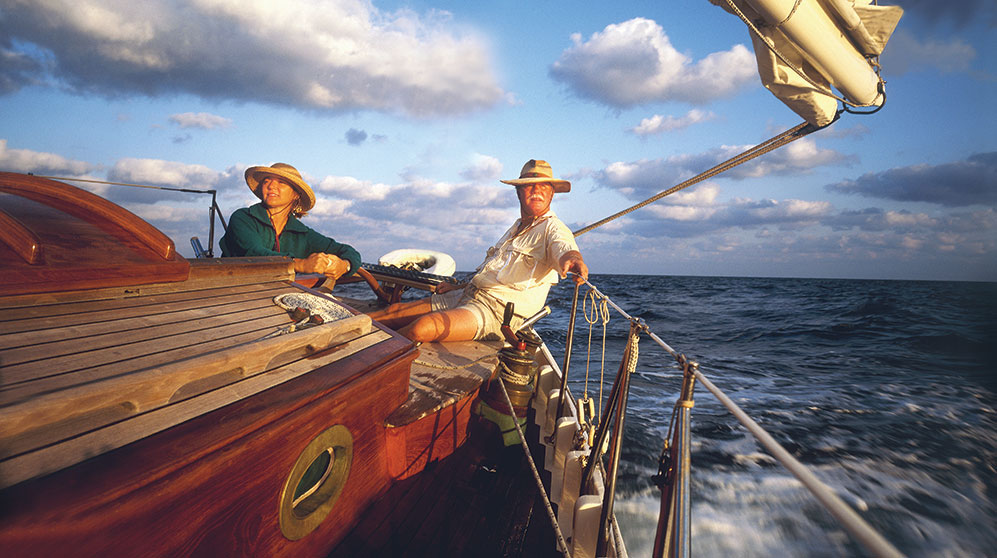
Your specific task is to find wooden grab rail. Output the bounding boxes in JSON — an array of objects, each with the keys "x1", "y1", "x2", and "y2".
[{"x1": 0, "y1": 206, "x2": 42, "y2": 264}]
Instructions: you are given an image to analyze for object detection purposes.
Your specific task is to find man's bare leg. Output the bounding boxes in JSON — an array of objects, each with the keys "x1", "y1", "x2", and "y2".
[
  {"x1": 399, "y1": 308, "x2": 479, "y2": 342},
  {"x1": 367, "y1": 298, "x2": 433, "y2": 329}
]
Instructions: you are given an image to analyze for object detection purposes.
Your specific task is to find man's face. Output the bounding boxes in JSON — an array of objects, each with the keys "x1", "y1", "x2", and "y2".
[{"x1": 516, "y1": 182, "x2": 554, "y2": 218}]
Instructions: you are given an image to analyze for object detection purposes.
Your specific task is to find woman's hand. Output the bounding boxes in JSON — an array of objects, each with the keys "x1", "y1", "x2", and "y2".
[
  {"x1": 321, "y1": 254, "x2": 351, "y2": 279},
  {"x1": 295, "y1": 253, "x2": 350, "y2": 278}
]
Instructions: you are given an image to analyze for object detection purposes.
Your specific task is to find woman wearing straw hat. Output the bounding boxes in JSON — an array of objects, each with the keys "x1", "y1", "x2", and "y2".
[
  {"x1": 369, "y1": 159, "x2": 588, "y2": 342},
  {"x1": 220, "y1": 162, "x2": 360, "y2": 280}
]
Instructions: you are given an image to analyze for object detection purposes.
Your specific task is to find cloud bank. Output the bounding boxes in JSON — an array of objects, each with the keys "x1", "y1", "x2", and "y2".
[
  {"x1": 0, "y1": 139, "x2": 96, "y2": 175},
  {"x1": 549, "y1": 18, "x2": 757, "y2": 107},
  {"x1": 826, "y1": 152, "x2": 997, "y2": 207},
  {"x1": 881, "y1": 31, "x2": 977, "y2": 76},
  {"x1": 0, "y1": 0, "x2": 504, "y2": 117}
]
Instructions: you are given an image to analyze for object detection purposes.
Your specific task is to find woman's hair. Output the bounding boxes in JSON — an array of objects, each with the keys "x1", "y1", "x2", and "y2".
[{"x1": 291, "y1": 193, "x2": 308, "y2": 218}]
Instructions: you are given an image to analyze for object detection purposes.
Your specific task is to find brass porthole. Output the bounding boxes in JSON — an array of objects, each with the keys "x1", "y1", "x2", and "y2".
[{"x1": 279, "y1": 424, "x2": 353, "y2": 540}]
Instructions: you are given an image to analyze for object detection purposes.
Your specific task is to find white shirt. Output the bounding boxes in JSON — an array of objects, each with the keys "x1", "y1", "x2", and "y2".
[{"x1": 470, "y1": 210, "x2": 579, "y2": 318}]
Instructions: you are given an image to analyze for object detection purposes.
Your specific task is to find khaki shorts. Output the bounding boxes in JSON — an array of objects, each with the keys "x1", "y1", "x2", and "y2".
[{"x1": 430, "y1": 286, "x2": 520, "y2": 341}]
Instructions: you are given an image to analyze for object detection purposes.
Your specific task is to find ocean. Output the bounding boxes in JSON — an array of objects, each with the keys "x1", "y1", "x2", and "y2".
[{"x1": 532, "y1": 275, "x2": 996, "y2": 558}]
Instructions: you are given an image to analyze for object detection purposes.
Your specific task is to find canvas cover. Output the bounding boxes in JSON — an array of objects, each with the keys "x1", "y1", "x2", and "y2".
[{"x1": 711, "y1": 0, "x2": 903, "y2": 126}]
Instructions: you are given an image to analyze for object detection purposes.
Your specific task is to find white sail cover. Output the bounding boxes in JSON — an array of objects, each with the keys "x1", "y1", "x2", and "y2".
[{"x1": 712, "y1": 0, "x2": 903, "y2": 126}]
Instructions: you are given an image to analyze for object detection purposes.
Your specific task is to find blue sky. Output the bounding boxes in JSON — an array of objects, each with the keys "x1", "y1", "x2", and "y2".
[{"x1": 0, "y1": 0, "x2": 994, "y2": 281}]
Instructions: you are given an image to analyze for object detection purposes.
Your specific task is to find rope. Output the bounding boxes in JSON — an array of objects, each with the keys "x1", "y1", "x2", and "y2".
[
  {"x1": 581, "y1": 288, "x2": 611, "y2": 421},
  {"x1": 498, "y1": 360, "x2": 532, "y2": 385},
  {"x1": 412, "y1": 352, "x2": 498, "y2": 370},
  {"x1": 775, "y1": 0, "x2": 803, "y2": 26},
  {"x1": 691, "y1": 369, "x2": 905, "y2": 558},
  {"x1": 496, "y1": 378, "x2": 573, "y2": 558},
  {"x1": 572, "y1": 120, "x2": 824, "y2": 237}
]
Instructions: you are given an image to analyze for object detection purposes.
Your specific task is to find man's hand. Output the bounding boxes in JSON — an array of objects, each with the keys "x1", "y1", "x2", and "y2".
[
  {"x1": 435, "y1": 280, "x2": 464, "y2": 294},
  {"x1": 558, "y1": 250, "x2": 588, "y2": 283}
]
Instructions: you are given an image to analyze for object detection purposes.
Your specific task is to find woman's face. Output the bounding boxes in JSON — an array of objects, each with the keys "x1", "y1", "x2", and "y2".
[{"x1": 261, "y1": 176, "x2": 299, "y2": 210}]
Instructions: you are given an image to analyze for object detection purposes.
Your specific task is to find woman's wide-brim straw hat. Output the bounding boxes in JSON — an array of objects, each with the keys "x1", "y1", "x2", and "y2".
[
  {"x1": 500, "y1": 159, "x2": 571, "y2": 193},
  {"x1": 245, "y1": 162, "x2": 316, "y2": 212}
]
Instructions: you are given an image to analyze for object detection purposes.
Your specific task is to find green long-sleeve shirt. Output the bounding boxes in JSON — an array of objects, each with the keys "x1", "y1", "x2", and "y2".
[{"x1": 219, "y1": 203, "x2": 361, "y2": 277}]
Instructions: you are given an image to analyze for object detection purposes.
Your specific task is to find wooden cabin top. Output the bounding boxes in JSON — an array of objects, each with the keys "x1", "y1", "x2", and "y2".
[{"x1": 0, "y1": 172, "x2": 191, "y2": 296}]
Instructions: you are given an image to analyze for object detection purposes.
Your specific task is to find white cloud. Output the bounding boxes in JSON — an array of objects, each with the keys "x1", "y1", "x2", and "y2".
[
  {"x1": 169, "y1": 112, "x2": 232, "y2": 129},
  {"x1": 631, "y1": 109, "x2": 716, "y2": 136},
  {"x1": 108, "y1": 158, "x2": 221, "y2": 188},
  {"x1": 0, "y1": 0, "x2": 504, "y2": 117},
  {"x1": 549, "y1": 18, "x2": 757, "y2": 107},
  {"x1": 459, "y1": 154, "x2": 503, "y2": 182},
  {"x1": 0, "y1": 139, "x2": 97, "y2": 175},
  {"x1": 316, "y1": 175, "x2": 392, "y2": 202},
  {"x1": 884, "y1": 211, "x2": 936, "y2": 227}
]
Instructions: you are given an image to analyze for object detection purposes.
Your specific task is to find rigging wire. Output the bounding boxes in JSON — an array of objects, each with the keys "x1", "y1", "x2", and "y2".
[
  {"x1": 29, "y1": 174, "x2": 217, "y2": 196},
  {"x1": 572, "y1": 118, "x2": 832, "y2": 237}
]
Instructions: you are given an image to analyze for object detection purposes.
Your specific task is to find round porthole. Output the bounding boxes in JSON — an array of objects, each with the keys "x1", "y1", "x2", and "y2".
[{"x1": 279, "y1": 424, "x2": 353, "y2": 540}]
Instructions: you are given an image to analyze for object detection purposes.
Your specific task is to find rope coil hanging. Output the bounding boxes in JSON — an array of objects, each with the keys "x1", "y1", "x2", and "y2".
[{"x1": 581, "y1": 287, "x2": 611, "y2": 431}]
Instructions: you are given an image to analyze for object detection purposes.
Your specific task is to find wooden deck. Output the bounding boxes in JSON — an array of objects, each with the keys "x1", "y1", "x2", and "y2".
[{"x1": 0, "y1": 260, "x2": 382, "y2": 489}]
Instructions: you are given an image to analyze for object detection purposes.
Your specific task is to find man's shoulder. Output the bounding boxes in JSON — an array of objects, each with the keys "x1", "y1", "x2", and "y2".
[{"x1": 539, "y1": 212, "x2": 572, "y2": 235}]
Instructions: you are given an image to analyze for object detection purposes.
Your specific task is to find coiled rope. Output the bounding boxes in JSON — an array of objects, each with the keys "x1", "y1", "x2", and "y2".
[{"x1": 582, "y1": 288, "x2": 611, "y2": 422}]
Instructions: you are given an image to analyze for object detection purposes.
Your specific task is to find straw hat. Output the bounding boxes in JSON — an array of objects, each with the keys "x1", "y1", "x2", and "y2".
[
  {"x1": 244, "y1": 162, "x2": 316, "y2": 212},
  {"x1": 500, "y1": 159, "x2": 571, "y2": 193}
]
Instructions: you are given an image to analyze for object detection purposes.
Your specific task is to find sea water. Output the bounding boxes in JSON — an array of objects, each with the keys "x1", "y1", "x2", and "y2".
[{"x1": 534, "y1": 275, "x2": 996, "y2": 558}]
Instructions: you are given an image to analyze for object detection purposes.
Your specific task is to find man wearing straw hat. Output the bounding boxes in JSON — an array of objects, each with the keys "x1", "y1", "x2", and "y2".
[
  {"x1": 370, "y1": 159, "x2": 588, "y2": 342},
  {"x1": 220, "y1": 162, "x2": 361, "y2": 281}
]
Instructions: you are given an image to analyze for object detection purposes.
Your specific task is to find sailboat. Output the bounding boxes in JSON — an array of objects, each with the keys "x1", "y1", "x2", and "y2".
[{"x1": 0, "y1": 1, "x2": 906, "y2": 557}]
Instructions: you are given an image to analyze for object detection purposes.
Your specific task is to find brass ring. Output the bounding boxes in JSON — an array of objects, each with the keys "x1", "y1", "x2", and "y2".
[{"x1": 278, "y1": 424, "x2": 354, "y2": 540}]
